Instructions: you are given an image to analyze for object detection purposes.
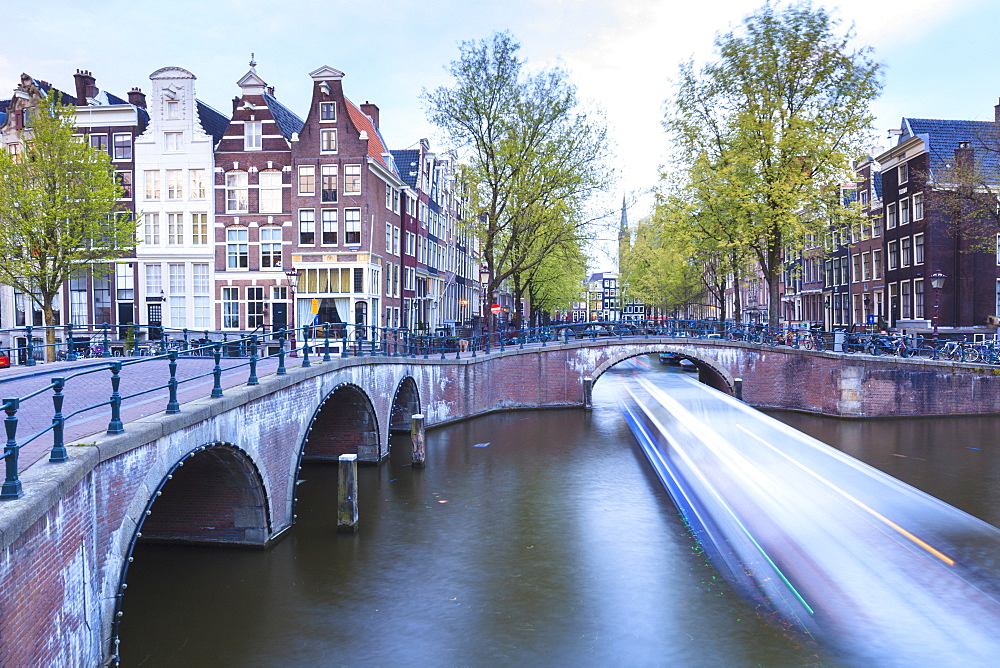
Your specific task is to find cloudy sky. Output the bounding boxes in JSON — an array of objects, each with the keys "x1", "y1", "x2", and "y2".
[{"x1": 2, "y1": 0, "x2": 994, "y2": 269}]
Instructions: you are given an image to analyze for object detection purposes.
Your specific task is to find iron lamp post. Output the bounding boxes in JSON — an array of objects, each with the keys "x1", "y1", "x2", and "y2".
[
  {"x1": 930, "y1": 270, "x2": 946, "y2": 339},
  {"x1": 285, "y1": 269, "x2": 302, "y2": 356}
]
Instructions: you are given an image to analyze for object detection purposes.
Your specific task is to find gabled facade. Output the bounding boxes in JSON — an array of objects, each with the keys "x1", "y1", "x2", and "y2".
[
  {"x1": 287, "y1": 66, "x2": 405, "y2": 334},
  {"x1": 134, "y1": 66, "x2": 228, "y2": 336},
  {"x1": 846, "y1": 155, "x2": 885, "y2": 330},
  {"x1": 213, "y1": 62, "x2": 302, "y2": 333}
]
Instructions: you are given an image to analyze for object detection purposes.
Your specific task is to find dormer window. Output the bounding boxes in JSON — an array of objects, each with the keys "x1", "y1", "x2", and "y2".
[
  {"x1": 320, "y1": 102, "x2": 336, "y2": 122},
  {"x1": 244, "y1": 121, "x2": 262, "y2": 150}
]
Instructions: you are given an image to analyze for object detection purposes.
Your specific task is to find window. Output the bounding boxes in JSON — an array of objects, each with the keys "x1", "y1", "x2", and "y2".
[
  {"x1": 113, "y1": 133, "x2": 131, "y2": 160},
  {"x1": 191, "y1": 213, "x2": 208, "y2": 245},
  {"x1": 299, "y1": 209, "x2": 315, "y2": 244},
  {"x1": 914, "y1": 233, "x2": 924, "y2": 265},
  {"x1": 164, "y1": 132, "x2": 182, "y2": 152},
  {"x1": 298, "y1": 165, "x2": 315, "y2": 195},
  {"x1": 227, "y1": 227, "x2": 249, "y2": 269},
  {"x1": 320, "y1": 101, "x2": 336, "y2": 121},
  {"x1": 261, "y1": 227, "x2": 282, "y2": 268},
  {"x1": 321, "y1": 165, "x2": 337, "y2": 202},
  {"x1": 94, "y1": 275, "x2": 111, "y2": 324},
  {"x1": 321, "y1": 209, "x2": 337, "y2": 245},
  {"x1": 193, "y1": 263, "x2": 210, "y2": 294},
  {"x1": 248, "y1": 287, "x2": 265, "y2": 328},
  {"x1": 898, "y1": 161, "x2": 908, "y2": 184},
  {"x1": 116, "y1": 263, "x2": 134, "y2": 301},
  {"x1": 861, "y1": 251, "x2": 871, "y2": 281},
  {"x1": 226, "y1": 171, "x2": 248, "y2": 212},
  {"x1": 860, "y1": 189, "x2": 869, "y2": 206},
  {"x1": 354, "y1": 267, "x2": 364, "y2": 293},
  {"x1": 190, "y1": 169, "x2": 206, "y2": 199},
  {"x1": 886, "y1": 202, "x2": 897, "y2": 229},
  {"x1": 166, "y1": 100, "x2": 179, "y2": 120},
  {"x1": 320, "y1": 128, "x2": 337, "y2": 153},
  {"x1": 166, "y1": 170, "x2": 183, "y2": 200},
  {"x1": 914, "y1": 279, "x2": 924, "y2": 319},
  {"x1": 222, "y1": 287, "x2": 240, "y2": 328},
  {"x1": 888, "y1": 240, "x2": 899, "y2": 270},
  {"x1": 69, "y1": 272, "x2": 88, "y2": 324},
  {"x1": 913, "y1": 192, "x2": 924, "y2": 220},
  {"x1": 900, "y1": 280, "x2": 912, "y2": 319},
  {"x1": 393, "y1": 226, "x2": 400, "y2": 255},
  {"x1": 244, "y1": 121, "x2": 262, "y2": 150},
  {"x1": 145, "y1": 263, "x2": 162, "y2": 295},
  {"x1": 344, "y1": 165, "x2": 361, "y2": 194},
  {"x1": 143, "y1": 213, "x2": 160, "y2": 245},
  {"x1": 873, "y1": 249, "x2": 882, "y2": 280},
  {"x1": 901, "y1": 237, "x2": 912, "y2": 267},
  {"x1": 169, "y1": 263, "x2": 185, "y2": 294},
  {"x1": 89, "y1": 134, "x2": 108, "y2": 152},
  {"x1": 406, "y1": 231, "x2": 415, "y2": 256},
  {"x1": 345, "y1": 208, "x2": 361, "y2": 244},
  {"x1": 900, "y1": 198, "x2": 910, "y2": 225},
  {"x1": 117, "y1": 171, "x2": 132, "y2": 199},
  {"x1": 144, "y1": 170, "x2": 160, "y2": 200},
  {"x1": 167, "y1": 213, "x2": 184, "y2": 245},
  {"x1": 258, "y1": 170, "x2": 282, "y2": 213},
  {"x1": 169, "y1": 264, "x2": 186, "y2": 327},
  {"x1": 386, "y1": 222, "x2": 392, "y2": 252}
]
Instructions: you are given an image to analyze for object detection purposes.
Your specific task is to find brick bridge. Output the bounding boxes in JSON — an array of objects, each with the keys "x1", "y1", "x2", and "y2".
[{"x1": 4, "y1": 337, "x2": 1000, "y2": 665}]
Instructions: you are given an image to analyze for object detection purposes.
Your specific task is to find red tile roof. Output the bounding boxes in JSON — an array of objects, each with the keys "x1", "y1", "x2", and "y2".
[{"x1": 345, "y1": 96, "x2": 394, "y2": 173}]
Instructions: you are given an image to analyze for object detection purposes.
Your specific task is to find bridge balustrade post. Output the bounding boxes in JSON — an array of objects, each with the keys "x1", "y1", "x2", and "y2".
[
  {"x1": 301, "y1": 326, "x2": 311, "y2": 368},
  {"x1": 583, "y1": 376, "x2": 593, "y2": 410},
  {"x1": 341, "y1": 331, "x2": 349, "y2": 358},
  {"x1": 323, "y1": 324, "x2": 332, "y2": 361},
  {"x1": 24, "y1": 325, "x2": 35, "y2": 367},
  {"x1": 211, "y1": 344, "x2": 224, "y2": 398},
  {"x1": 66, "y1": 323, "x2": 78, "y2": 361},
  {"x1": 338, "y1": 453, "x2": 359, "y2": 533},
  {"x1": 107, "y1": 362, "x2": 124, "y2": 434},
  {"x1": 166, "y1": 352, "x2": 180, "y2": 414},
  {"x1": 1, "y1": 399, "x2": 22, "y2": 498},
  {"x1": 411, "y1": 414, "x2": 426, "y2": 468},
  {"x1": 276, "y1": 336, "x2": 287, "y2": 376},
  {"x1": 247, "y1": 336, "x2": 259, "y2": 386},
  {"x1": 49, "y1": 378, "x2": 67, "y2": 463},
  {"x1": 102, "y1": 324, "x2": 111, "y2": 358}
]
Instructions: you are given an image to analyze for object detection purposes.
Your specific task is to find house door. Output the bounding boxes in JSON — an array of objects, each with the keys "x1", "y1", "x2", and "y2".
[
  {"x1": 272, "y1": 303, "x2": 287, "y2": 332},
  {"x1": 147, "y1": 303, "x2": 162, "y2": 341}
]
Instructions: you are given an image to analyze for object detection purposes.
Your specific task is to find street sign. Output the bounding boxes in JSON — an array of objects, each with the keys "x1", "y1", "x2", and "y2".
[{"x1": 490, "y1": 304, "x2": 502, "y2": 314}]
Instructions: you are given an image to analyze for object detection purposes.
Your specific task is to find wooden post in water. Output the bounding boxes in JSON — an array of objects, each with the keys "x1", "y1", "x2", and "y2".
[
  {"x1": 583, "y1": 376, "x2": 593, "y2": 410},
  {"x1": 734, "y1": 377, "x2": 743, "y2": 402},
  {"x1": 337, "y1": 453, "x2": 359, "y2": 533},
  {"x1": 411, "y1": 414, "x2": 426, "y2": 468}
]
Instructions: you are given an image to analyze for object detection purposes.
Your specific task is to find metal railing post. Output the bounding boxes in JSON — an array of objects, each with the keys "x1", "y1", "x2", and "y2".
[
  {"x1": 301, "y1": 326, "x2": 311, "y2": 368},
  {"x1": 247, "y1": 336, "x2": 259, "y2": 386},
  {"x1": 49, "y1": 378, "x2": 67, "y2": 463},
  {"x1": 66, "y1": 323, "x2": 78, "y2": 361},
  {"x1": 102, "y1": 324, "x2": 111, "y2": 358},
  {"x1": 1, "y1": 399, "x2": 22, "y2": 499},
  {"x1": 107, "y1": 362, "x2": 124, "y2": 434},
  {"x1": 323, "y1": 324, "x2": 332, "y2": 362},
  {"x1": 211, "y1": 344, "x2": 224, "y2": 398},
  {"x1": 166, "y1": 352, "x2": 180, "y2": 414},
  {"x1": 277, "y1": 335, "x2": 287, "y2": 375},
  {"x1": 341, "y1": 331, "x2": 349, "y2": 358},
  {"x1": 24, "y1": 326, "x2": 35, "y2": 367}
]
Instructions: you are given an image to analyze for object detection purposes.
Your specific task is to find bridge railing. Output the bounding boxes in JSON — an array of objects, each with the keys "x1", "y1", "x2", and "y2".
[{"x1": 3, "y1": 318, "x2": 998, "y2": 500}]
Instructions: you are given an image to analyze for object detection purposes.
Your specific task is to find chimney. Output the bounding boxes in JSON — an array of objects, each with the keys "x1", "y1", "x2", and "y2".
[
  {"x1": 128, "y1": 87, "x2": 146, "y2": 109},
  {"x1": 73, "y1": 69, "x2": 97, "y2": 104},
  {"x1": 233, "y1": 96, "x2": 241, "y2": 113},
  {"x1": 361, "y1": 101, "x2": 379, "y2": 129},
  {"x1": 995, "y1": 97, "x2": 1000, "y2": 123},
  {"x1": 266, "y1": 86, "x2": 275, "y2": 96},
  {"x1": 955, "y1": 141, "x2": 974, "y2": 171}
]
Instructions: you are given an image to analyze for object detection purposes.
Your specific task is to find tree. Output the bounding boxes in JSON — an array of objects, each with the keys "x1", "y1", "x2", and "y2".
[
  {"x1": 0, "y1": 90, "x2": 135, "y2": 359},
  {"x1": 665, "y1": 2, "x2": 881, "y2": 326},
  {"x1": 521, "y1": 236, "x2": 588, "y2": 326},
  {"x1": 425, "y1": 32, "x2": 610, "y2": 328}
]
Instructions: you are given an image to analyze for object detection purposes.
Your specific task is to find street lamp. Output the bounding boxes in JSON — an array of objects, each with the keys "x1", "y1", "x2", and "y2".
[
  {"x1": 479, "y1": 267, "x2": 491, "y2": 334},
  {"x1": 285, "y1": 269, "x2": 302, "y2": 355},
  {"x1": 930, "y1": 270, "x2": 947, "y2": 339}
]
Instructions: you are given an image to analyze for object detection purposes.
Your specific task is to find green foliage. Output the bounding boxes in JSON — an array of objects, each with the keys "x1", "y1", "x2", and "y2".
[
  {"x1": 425, "y1": 32, "x2": 610, "y2": 323},
  {"x1": 0, "y1": 90, "x2": 136, "y2": 327},
  {"x1": 664, "y1": 2, "x2": 881, "y2": 325}
]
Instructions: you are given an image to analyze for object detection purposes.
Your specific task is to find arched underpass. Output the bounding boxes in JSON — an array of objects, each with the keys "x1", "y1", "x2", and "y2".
[{"x1": 303, "y1": 383, "x2": 381, "y2": 462}]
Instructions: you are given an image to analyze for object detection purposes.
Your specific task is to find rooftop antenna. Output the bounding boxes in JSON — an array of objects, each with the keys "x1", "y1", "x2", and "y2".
[{"x1": 250, "y1": 53, "x2": 257, "y2": 69}]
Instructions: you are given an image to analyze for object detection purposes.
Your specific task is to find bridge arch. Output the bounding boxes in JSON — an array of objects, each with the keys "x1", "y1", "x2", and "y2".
[
  {"x1": 591, "y1": 347, "x2": 736, "y2": 395},
  {"x1": 389, "y1": 376, "x2": 421, "y2": 433},
  {"x1": 303, "y1": 382, "x2": 381, "y2": 462},
  {"x1": 108, "y1": 441, "x2": 270, "y2": 661}
]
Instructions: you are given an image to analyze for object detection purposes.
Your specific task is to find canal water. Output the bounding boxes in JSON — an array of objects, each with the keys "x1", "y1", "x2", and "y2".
[{"x1": 119, "y1": 358, "x2": 999, "y2": 665}]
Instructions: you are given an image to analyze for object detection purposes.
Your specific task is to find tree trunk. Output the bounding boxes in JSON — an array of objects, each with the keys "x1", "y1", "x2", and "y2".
[{"x1": 42, "y1": 300, "x2": 57, "y2": 363}]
